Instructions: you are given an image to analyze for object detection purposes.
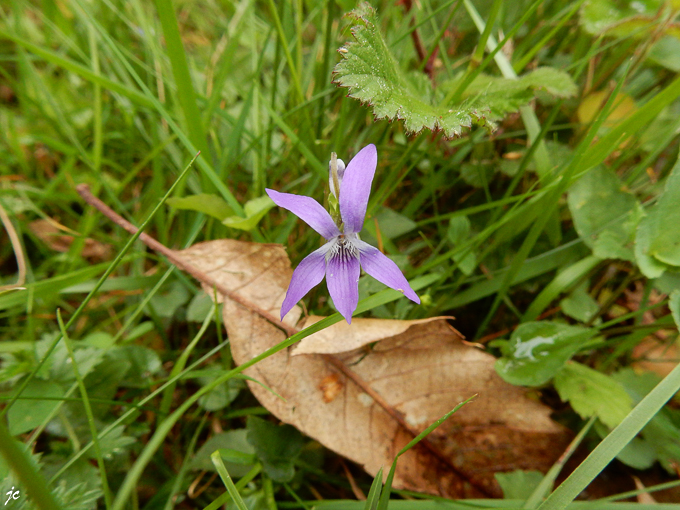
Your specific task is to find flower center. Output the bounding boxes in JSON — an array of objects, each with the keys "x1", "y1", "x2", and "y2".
[{"x1": 326, "y1": 234, "x2": 359, "y2": 263}]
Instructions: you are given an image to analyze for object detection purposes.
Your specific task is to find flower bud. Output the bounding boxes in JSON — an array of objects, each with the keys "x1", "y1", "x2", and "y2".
[{"x1": 329, "y1": 154, "x2": 346, "y2": 199}]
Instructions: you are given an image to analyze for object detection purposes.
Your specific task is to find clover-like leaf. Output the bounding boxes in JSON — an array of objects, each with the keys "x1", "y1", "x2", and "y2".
[
  {"x1": 333, "y1": 3, "x2": 578, "y2": 138},
  {"x1": 449, "y1": 67, "x2": 578, "y2": 100}
]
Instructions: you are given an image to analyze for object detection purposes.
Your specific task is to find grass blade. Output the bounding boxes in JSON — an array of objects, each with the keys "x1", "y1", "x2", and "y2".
[
  {"x1": 0, "y1": 422, "x2": 62, "y2": 510},
  {"x1": 153, "y1": 0, "x2": 209, "y2": 157},
  {"x1": 56, "y1": 310, "x2": 112, "y2": 509},
  {"x1": 0, "y1": 153, "x2": 198, "y2": 420},
  {"x1": 210, "y1": 451, "x2": 249, "y2": 510},
  {"x1": 377, "y1": 396, "x2": 476, "y2": 510},
  {"x1": 538, "y1": 362, "x2": 680, "y2": 510}
]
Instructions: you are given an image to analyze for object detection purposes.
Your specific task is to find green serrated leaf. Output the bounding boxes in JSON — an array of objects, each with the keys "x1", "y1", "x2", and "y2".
[
  {"x1": 166, "y1": 193, "x2": 233, "y2": 220},
  {"x1": 45, "y1": 456, "x2": 102, "y2": 496},
  {"x1": 517, "y1": 67, "x2": 579, "y2": 98},
  {"x1": 95, "y1": 425, "x2": 136, "y2": 460},
  {"x1": 223, "y1": 195, "x2": 275, "y2": 231},
  {"x1": 333, "y1": 3, "x2": 576, "y2": 138},
  {"x1": 495, "y1": 321, "x2": 596, "y2": 387},
  {"x1": 461, "y1": 67, "x2": 578, "y2": 99},
  {"x1": 554, "y1": 362, "x2": 632, "y2": 428}
]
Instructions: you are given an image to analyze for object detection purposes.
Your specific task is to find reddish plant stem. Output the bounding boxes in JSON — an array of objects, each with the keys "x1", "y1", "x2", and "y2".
[
  {"x1": 401, "y1": 0, "x2": 436, "y2": 79},
  {"x1": 76, "y1": 184, "x2": 289, "y2": 336}
]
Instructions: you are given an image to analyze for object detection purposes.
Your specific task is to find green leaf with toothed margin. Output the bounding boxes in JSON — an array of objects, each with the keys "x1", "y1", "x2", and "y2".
[{"x1": 333, "y1": 3, "x2": 577, "y2": 138}]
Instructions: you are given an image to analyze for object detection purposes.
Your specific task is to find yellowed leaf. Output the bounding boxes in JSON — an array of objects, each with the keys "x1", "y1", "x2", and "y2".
[
  {"x1": 177, "y1": 239, "x2": 571, "y2": 498},
  {"x1": 578, "y1": 91, "x2": 637, "y2": 128}
]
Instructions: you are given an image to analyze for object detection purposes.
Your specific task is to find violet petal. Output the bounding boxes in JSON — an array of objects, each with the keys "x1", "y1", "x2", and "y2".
[
  {"x1": 266, "y1": 188, "x2": 340, "y2": 240},
  {"x1": 357, "y1": 240, "x2": 420, "y2": 303},
  {"x1": 280, "y1": 245, "x2": 329, "y2": 320},
  {"x1": 339, "y1": 144, "x2": 377, "y2": 234},
  {"x1": 326, "y1": 249, "x2": 361, "y2": 323}
]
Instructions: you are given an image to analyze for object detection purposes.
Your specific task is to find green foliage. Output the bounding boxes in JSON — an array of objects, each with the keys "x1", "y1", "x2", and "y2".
[
  {"x1": 635, "y1": 154, "x2": 680, "y2": 277},
  {"x1": 2, "y1": 0, "x2": 680, "y2": 507},
  {"x1": 246, "y1": 417, "x2": 304, "y2": 483},
  {"x1": 148, "y1": 280, "x2": 190, "y2": 319},
  {"x1": 579, "y1": 0, "x2": 663, "y2": 36},
  {"x1": 554, "y1": 362, "x2": 632, "y2": 429},
  {"x1": 106, "y1": 346, "x2": 162, "y2": 388},
  {"x1": 670, "y1": 289, "x2": 680, "y2": 328},
  {"x1": 579, "y1": 0, "x2": 680, "y2": 72},
  {"x1": 440, "y1": 67, "x2": 578, "y2": 101},
  {"x1": 333, "y1": 3, "x2": 577, "y2": 138},
  {"x1": 7, "y1": 378, "x2": 64, "y2": 435},
  {"x1": 191, "y1": 430, "x2": 257, "y2": 477},
  {"x1": 559, "y1": 281, "x2": 600, "y2": 323},
  {"x1": 222, "y1": 195, "x2": 276, "y2": 231},
  {"x1": 495, "y1": 470, "x2": 545, "y2": 499},
  {"x1": 568, "y1": 166, "x2": 641, "y2": 261},
  {"x1": 186, "y1": 292, "x2": 216, "y2": 322},
  {"x1": 198, "y1": 377, "x2": 244, "y2": 411},
  {"x1": 495, "y1": 322, "x2": 597, "y2": 386},
  {"x1": 167, "y1": 194, "x2": 275, "y2": 231},
  {"x1": 373, "y1": 207, "x2": 417, "y2": 239},
  {"x1": 446, "y1": 216, "x2": 477, "y2": 275},
  {"x1": 166, "y1": 193, "x2": 234, "y2": 220},
  {"x1": 612, "y1": 369, "x2": 680, "y2": 472},
  {"x1": 648, "y1": 36, "x2": 680, "y2": 72}
]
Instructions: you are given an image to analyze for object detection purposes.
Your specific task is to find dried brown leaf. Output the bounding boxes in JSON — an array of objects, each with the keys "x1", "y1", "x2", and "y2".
[
  {"x1": 177, "y1": 239, "x2": 571, "y2": 498},
  {"x1": 293, "y1": 316, "x2": 455, "y2": 355},
  {"x1": 29, "y1": 219, "x2": 112, "y2": 261},
  {"x1": 633, "y1": 476, "x2": 658, "y2": 504},
  {"x1": 632, "y1": 337, "x2": 679, "y2": 378}
]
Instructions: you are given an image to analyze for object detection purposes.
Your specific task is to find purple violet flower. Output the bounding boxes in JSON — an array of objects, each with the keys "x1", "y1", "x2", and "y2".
[{"x1": 266, "y1": 144, "x2": 420, "y2": 324}]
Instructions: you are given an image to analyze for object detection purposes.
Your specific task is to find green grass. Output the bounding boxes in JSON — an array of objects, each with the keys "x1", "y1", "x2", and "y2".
[{"x1": 1, "y1": 0, "x2": 680, "y2": 508}]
